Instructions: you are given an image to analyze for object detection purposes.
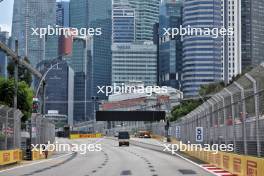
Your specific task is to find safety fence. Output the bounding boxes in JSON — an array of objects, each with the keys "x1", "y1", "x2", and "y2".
[
  {"x1": 0, "y1": 105, "x2": 22, "y2": 150},
  {"x1": 0, "y1": 105, "x2": 23, "y2": 165},
  {"x1": 111, "y1": 64, "x2": 264, "y2": 159},
  {"x1": 169, "y1": 64, "x2": 264, "y2": 158},
  {"x1": 31, "y1": 113, "x2": 55, "y2": 145}
]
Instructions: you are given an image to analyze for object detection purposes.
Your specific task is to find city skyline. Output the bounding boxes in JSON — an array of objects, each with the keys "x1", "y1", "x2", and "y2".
[
  {"x1": 1, "y1": 0, "x2": 264, "y2": 122},
  {"x1": 0, "y1": 1, "x2": 264, "y2": 175}
]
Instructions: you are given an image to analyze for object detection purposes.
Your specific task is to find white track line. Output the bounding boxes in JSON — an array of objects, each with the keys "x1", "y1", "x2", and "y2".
[{"x1": 0, "y1": 152, "x2": 74, "y2": 173}]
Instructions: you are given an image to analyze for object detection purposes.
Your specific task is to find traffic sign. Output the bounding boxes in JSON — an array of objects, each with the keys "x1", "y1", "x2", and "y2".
[{"x1": 196, "y1": 127, "x2": 203, "y2": 142}]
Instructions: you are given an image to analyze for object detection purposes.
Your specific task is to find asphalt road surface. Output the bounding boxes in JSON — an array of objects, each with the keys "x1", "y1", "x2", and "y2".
[{"x1": 0, "y1": 138, "x2": 214, "y2": 176}]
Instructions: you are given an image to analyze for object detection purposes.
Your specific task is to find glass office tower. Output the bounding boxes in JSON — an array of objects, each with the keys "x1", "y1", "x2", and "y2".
[
  {"x1": 70, "y1": 0, "x2": 112, "y2": 121},
  {"x1": 182, "y1": 0, "x2": 223, "y2": 97},
  {"x1": 159, "y1": 0, "x2": 183, "y2": 90},
  {"x1": 241, "y1": 0, "x2": 264, "y2": 70},
  {"x1": 12, "y1": 0, "x2": 56, "y2": 67},
  {"x1": 112, "y1": 3, "x2": 135, "y2": 43}
]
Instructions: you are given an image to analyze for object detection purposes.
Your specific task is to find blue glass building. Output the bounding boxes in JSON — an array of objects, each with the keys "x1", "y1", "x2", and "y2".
[
  {"x1": 12, "y1": 0, "x2": 56, "y2": 68},
  {"x1": 56, "y1": 1, "x2": 70, "y2": 27},
  {"x1": 45, "y1": 61, "x2": 74, "y2": 126},
  {"x1": 70, "y1": 0, "x2": 112, "y2": 122},
  {"x1": 182, "y1": 0, "x2": 223, "y2": 97},
  {"x1": 159, "y1": 0, "x2": 183, "y2": 90},
  {"x1": 0, "y1": 30, "x2": 9, "y2": 78},
  {"x1": 112, "y1": 3, "x2": 135, "y2": 43}
]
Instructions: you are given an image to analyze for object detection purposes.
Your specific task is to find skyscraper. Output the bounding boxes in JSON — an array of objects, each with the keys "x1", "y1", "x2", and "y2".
[
  {"x1": 70, "y1": 0, "x2": 112, "y2": 121},
  {"x1": 223, "y1": 0, "x2": 241, "y2": 83},
  {"x1": 128, "y1": 0, "x2": 160, "y2": 41},
  {"x1": 159, "y1": 0, "x2": 183, "y2": 90},
  {"x1": 113, "y1": 0, "x2": 159, "y2": 42},
  {"x1": 56, "y1": 1, "x2": 70, "y2": 27},
  {"x1": 0, "y1": 29, "x2": 9, "y2": 78},
  {"x1": 182, "y1": 0, "x2": 223, "y2": 97},
  {"x1": 241, "y1": 0, "x2": 264, "y2": 70},
  {"x1": 12, "y1": 0, "x2": 56, "y2": 67},
  {"x1": 45, "y1": 61, "x2": 74, "y2": 126},
  {"x1": 112, "y1": 42, "x2": 157, "y2": 86},
  {"x1": 112, "y1": 3, "x2": 135, "y2": 43},
  {"x1": 68, "y1": 36, "x2": 93, "y2": 122}
]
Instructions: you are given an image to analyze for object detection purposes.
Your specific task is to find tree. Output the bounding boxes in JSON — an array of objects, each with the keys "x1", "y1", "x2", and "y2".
[
  {"x1": 0, "y1": 77, "x2": 33, "y2": 122},
  {"x1": 7, "y1": 57, "x2": 32, "y2": 86},
  {"x1": 199, "y1": 81, "x2": 225, "y2": 97},
  {"x1": 170, "y1": 99, "x2": 203, "y2": 121}
]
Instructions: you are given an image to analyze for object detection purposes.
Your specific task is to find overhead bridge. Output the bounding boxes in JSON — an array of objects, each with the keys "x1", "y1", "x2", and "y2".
[{"x1": 96, "y1": 111, "x2": 166, "y2": 121}]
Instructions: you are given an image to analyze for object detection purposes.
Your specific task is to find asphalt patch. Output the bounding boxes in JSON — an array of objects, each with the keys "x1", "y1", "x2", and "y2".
[{"x1": 178, "y1": 169, "x2": 197, "y2": 175}]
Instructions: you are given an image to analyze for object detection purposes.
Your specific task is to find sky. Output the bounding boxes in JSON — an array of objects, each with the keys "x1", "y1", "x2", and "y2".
[{"x1": 0, "y1": 0, "x2": 14, "y2": 34}]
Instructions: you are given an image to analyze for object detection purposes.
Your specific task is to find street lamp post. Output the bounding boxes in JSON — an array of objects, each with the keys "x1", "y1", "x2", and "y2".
[
  {"x1": 91, "y1": 96, "x2": 98, "y2": 120},
  {"x1": 91, "y1": 96, "x2": 98, "y2": 132}
]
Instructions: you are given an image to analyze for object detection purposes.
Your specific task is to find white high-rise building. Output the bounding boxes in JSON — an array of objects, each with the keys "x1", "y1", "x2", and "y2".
[
  {"x1": 112, "y1": 42, "x2": 157, "y2": 86},
  {"x1": 223, "y1": 0, "x2": 242, "y2": 83}
]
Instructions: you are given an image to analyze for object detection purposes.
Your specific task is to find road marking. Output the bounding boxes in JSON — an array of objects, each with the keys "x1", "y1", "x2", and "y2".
[
  {"x1": 130, "y1": 139, "x2": 219, "y2": 176},
  {"x1": 0, "y1": 152, "x2": 75, "y2": 173},
  {"x1": 202, "y1": 165, "x2": 235, "y2": 176}
]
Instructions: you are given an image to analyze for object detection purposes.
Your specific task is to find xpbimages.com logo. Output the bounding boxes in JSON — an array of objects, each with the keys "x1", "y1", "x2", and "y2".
[
  {"x1": 162, "y1": 25, "x2": 234, "y2": 38},
  {"x1": 31, "y1": 141, "x2": 102, "y2": 155},
  {"x1": 162, "y1": 141, "x2": 234, "y2": 154},
  {"x1": 97, "y1": 83, "x2": 168, "y2": 96},
  {"x1": 31, "y1": 25, "x2": 102, "y2": 38}
]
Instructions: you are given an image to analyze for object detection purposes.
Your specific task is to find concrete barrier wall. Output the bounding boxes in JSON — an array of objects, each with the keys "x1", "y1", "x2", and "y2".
[
  {"x1": 69, "y1": 133, "x2": 103, "y2": 139},
  {"x1": 0, "y1": 149, "x2": 22, "y2": 165}
]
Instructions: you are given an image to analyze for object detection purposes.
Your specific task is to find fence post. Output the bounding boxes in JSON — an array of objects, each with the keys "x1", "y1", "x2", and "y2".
[
  {"x1": 207, "y1": 100, "x2": 214, "y2": 144},
  {"x1": 5, "y1": 108, "x2": 12, "y2": 150},
  {"x1": 245, "y1": 73, "x2": 261, "y2": 157},
  {"x1": 205, "y1": 102, "x2": 211, "y2": 145},
  {"x1": 234, "y1": 81, "x2": 247, "y2": 155},
  {"x1": 224, "y1": 88, "x2": 236, "y2": 153},
  {"x1": 218, "y1": 93, "x2": 227, "y2": 145}
]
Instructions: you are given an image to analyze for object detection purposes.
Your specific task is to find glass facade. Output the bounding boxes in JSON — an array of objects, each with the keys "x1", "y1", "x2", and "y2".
[
  {"x1": 112, "y1": 4, "x2": 135, "y2": 43},
  {"x1": 45, "y1": 61, "x2": 74, "y2": 126},
  {"x1": 56, "y1": 1, "x2": 69, "y2": 27},
  {"x1": 182, "y1": 0, "x2": 223, "y2": 97},
  {"x1": 113, "y1": 0, "x2": 159, "y2": 42},
  {"x1": 241, "y1": 0, "x2": 264, "y2": 69},
  {"x1": 12, "y1": 0, "x2": 56, "y2": 68},
  {"x1": 128, "y1": 0, "x2": 160, "y2": 41},
  {"x1": 159, "y1": 0, "x2": 182, "y2": 90},
  {"x1": 70, "y1": 0, "x2": 112, "y2": 121},
  {"x1": 0, "y1": 30, "x2": 9, "y2": 78},
  {"x1": 112, "y1": 42, "x2": 157, "y2": 86},
  {"x1": 67, "y1": 38, "x2": 92, "y2": 122}
]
